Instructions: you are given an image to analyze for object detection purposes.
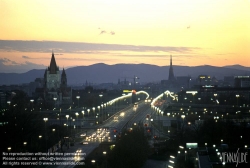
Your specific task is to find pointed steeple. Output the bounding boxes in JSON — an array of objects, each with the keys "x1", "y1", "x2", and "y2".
[
  {"x1": 49, "y1": 51, "x2": 58, "y2": 74},
  {"x1": 168, "y1": 55, "x2": 175, "y2": 81},
  {"x1": 62, "y1": 67, "x2": 66, "y2": 76},
  {"x1": 170, "y1": 55, "x2": 172, "y2": 66},
  {"x1": 61, "y1": 67, "x2": 67, "y2": 88}
]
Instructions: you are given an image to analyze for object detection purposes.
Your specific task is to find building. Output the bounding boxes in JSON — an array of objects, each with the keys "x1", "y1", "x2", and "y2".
[
  {"x1": 197, "y1": 75, "x2": 212, "y2": 86},
  {"x1": 168, "y1": 55, "x2": 175, "y2": 81},
  {"x1": 36, "y1": 51, "x2": 72, "y2": 108},
  {"x1": 176, "y1": 76, "x2": 192, "y2": 89},
  {"x1": 224, "y1": 76, "x2": 234, "y2": 87},
  {"x1": 234, "y1": 76, "x2": 250, "y2": 87},
  {"x1": 161, "y1": 55, "x2": 179, "y2": 91}
]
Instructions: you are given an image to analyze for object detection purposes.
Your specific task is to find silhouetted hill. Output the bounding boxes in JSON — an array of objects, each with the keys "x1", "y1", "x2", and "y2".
[
  {"x1": 0, "y1": 64, "x2": 249, "y2": 85},
  {"x1": 222, "y1": 64, "x2": 250, "y2": 71},
  {"x1": 0, "y1": 69, "x2": 44, "y2": 85}
]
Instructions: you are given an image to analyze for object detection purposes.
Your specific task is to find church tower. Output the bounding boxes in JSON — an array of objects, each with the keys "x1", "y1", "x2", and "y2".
[
  {"x1": 44, "y1": 51, "x2": 61, "y2": 90},
  {"x1": 61, "y1": 68, "x2": 67, "y2": 88},
  {"x1": 168, "y1": 55, "x2": 175, "y2": 81}
]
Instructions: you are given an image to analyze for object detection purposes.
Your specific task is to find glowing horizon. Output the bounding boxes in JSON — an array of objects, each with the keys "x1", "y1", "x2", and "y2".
[{"x1": 0, "y1": 0, "x2": 249, "y2": 73}]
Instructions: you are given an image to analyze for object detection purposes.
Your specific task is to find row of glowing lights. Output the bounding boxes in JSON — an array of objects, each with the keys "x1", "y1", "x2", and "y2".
[
  {"x1": 150, "y1": 90, "x2": 177, "y2": 113},
  {"x1": 153, "y1": 105, "x2": 246, "y2": 120},
  {"x1": 73, "y1": 91, "x2": 150, "y2": 116},
  {"x1": 108, "y1": 90, "x2": 150, "y2": 106}
]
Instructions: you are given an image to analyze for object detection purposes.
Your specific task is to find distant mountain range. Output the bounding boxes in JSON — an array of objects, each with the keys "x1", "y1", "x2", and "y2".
[{"x1": 0, "y1": 64, "x2": 249, "y2": 85}]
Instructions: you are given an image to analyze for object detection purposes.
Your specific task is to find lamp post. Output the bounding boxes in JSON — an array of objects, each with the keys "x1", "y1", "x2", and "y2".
[
  {"x1": 66, "y1": 115, "x2": 69, "y2": 132},
  {"x1": 30, "y1": 99, "x2": 34, "y2": 111},
  {"x1": 81, "y1": 110, "x2": 84, "y2": 127},
  {"x1": 23, "y1": 142, "x2": 27, "y2": 152},
  {"x1": 43, "y1": 118, "x2": 48, "y2": 152},
  {"x1": 236, "y1": 94, "x2": 239, "y2": 106},
  {"x1": 87, "y1": 109, "x2": 90, "y2": 116},
  {"x1": 98, "y1": 106, "x2": 100, "y2": 123},
  {"x1": 181, "y1": 115, "x2": 185, "y2": 129},
  {"x1": 92, "y1": 107, "x2": 95, "y2": 116},
  {"x1": 75, "y1": 112, "x2": 79, "y2": 135},
  {"x1": 185, "y1": 150, "x2": 187, "y2": 161},
  {"x1": 7, "y1": 101, "x2": 11, "y2": 109},
  {"x1": 53, "y1": 97, "x2": 57, "y2": 109},
  {"x1": 214, "y1": 94, "x2": 217, "y2": 105},
  {"x1": 99, "y1": 94, "x2": 103, "y2": 103},
  {"x1": 73, "y1": 119, "x2": 75, "y2": 137},
  {"x1": 192, "y1": 93, "x2": 195, "y2": 104},
  {"x1": 76, "y1": 96, "x2": 80, "y2": 108},
  {"x1": 103, "y1": 151, "x2": 107, "y2": 168},
  {"x1": 101, "y1": 104, "x2": 104, "y2": 122}
]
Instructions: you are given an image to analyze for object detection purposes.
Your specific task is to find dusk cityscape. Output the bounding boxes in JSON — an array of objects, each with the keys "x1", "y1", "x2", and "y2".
[{"x1": 1, "y1": 1, "x2": 250, "y2": 168}]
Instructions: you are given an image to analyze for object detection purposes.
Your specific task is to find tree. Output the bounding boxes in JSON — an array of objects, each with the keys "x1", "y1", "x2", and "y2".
[{"x1": 107, "y1": 126, "x2": 150, "y2": 168}]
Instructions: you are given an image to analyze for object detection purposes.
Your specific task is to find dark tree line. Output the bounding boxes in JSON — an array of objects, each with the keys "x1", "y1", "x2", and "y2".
[{"x1": 107, "y1": 126, "x2": 150, "y2": 168}]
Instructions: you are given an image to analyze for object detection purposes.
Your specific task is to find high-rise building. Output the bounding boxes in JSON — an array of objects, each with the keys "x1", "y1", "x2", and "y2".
[{"x1": 168, "y1": 55, "x2": 175, "y2": 81}]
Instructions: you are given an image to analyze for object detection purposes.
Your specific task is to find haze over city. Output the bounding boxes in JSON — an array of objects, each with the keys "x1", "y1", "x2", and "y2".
[
  {"x1": 0, "y1": 0, "x2": 249, "y2": 73},
  {"x1": 1, "y1": 1, "x2": 250, "y2": 167}
]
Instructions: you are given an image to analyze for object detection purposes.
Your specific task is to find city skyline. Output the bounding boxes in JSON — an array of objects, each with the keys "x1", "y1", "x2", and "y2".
[{"x1": 0, "y1": 0, "x2": 249, "y2": 73}]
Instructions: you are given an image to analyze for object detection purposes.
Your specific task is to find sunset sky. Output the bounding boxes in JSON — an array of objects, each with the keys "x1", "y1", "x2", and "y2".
[{"x1": 0, "y1": 0, "x2": 249, "y2": 73}]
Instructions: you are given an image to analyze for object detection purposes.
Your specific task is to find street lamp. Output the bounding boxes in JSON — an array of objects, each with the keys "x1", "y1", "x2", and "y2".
[
  {"x1": 43, "y1": 118, "x2": 48, "y2": 152},
  {"x1": 185, "y1": 150, "x2": 187, "y2": 161},
  {"x1": 192, "y1": 93, "x2": 196, "y2": 103},
  {"x1": 98, "y1": 106, "x2": 100, "y2": 123},
  {"x1": 101, "y1": 104, "x2": 104, "y2": 122},
  {"x1": 76, "y1": 96, "x2": 80, "y2": 107},
  {"x1": 53, "y1": 97, "x2": 57, "y2": 109},
  {"x1": 87, "y1": 109, "x2": 90, "y2": 116},
  {"x1": 103, "y1": 151, "x2": 107, "y2": 168},
  {"x1": 181, "y1": 115, "x2": 185, "y2": 121},
  {"x1": 167, "y1": 113, "x2": 170, "y2": 117},
  {"x1": 236, "y1": 94, "x2": 239, "y2": 106},
  {"x1": 7, "y1": 101, "x2": 11, "y2": 109},
  {"x1": 66, "y1": 115, "x2": 69, "y2": 131},
  {"x1": 92, "y1": 107, "x2": 95, "y2": 116},
  {"x1": 99, "y1": 94, "x2": 103, "y2": 103},
  {"x1": 30, "y1": 99, "x2": 34, "y2": 111},
  {"x1": 75, "y1": 112, "x2": 79, "y2": 134},
  {"x1": 81, "y1": 111, "x2": 84, "y2": 127},
  {"x1": 73, "y1": 118, "x2": 75, "y2": 137},
  {"x1": 214, "y1": 94, "x2": 217, "y2": 105}
]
